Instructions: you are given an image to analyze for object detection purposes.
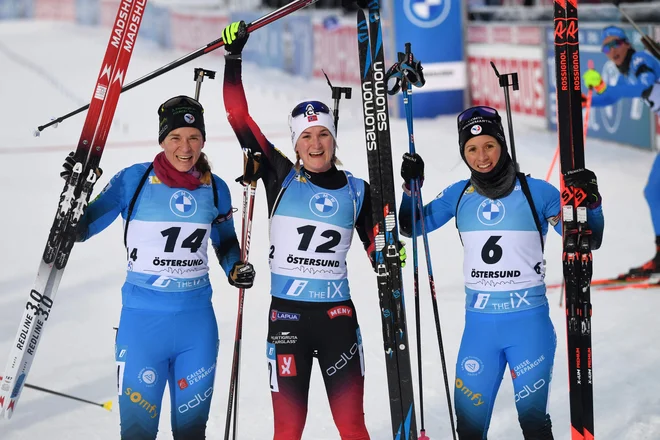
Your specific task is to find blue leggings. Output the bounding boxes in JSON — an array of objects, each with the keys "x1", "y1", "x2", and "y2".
[
  {"x1": 115, "y1": 306, "x2": 219, "y2": 440},
  {"x1": 644, "y1": 153, "x2": 660, "y2": 236},
  {"x1": 454, "y1": 305, "x2": 556, "y2": 439}
]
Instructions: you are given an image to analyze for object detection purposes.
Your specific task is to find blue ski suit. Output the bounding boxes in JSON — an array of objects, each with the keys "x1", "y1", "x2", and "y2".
[
  {"x1": 77, "y1": 163, "x2": 241, "y2": 440},
  {"x1": 400, "y1": 176, "x2": 604, "y2": 439},
  {"x1": 590, "y1": 49, "x2": 660, "y2": 235}
]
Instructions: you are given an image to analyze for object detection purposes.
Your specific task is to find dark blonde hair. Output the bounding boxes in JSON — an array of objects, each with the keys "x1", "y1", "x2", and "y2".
[{"x1": 196, "y1": 152, "x2": 212, "y2": 184}]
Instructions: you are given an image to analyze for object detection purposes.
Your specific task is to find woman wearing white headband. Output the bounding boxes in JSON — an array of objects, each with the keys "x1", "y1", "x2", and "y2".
[{"x1": 221, "y1": 20, "x2": 376, "y2": 439}]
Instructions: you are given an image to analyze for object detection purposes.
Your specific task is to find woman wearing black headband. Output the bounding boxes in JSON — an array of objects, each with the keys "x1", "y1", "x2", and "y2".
[
  {"x1": 58, "y1": 95, "x2": 254, "y2": 439},
  {"x1": 398, "y1": 106, "x2": 605, "y2": 440}
]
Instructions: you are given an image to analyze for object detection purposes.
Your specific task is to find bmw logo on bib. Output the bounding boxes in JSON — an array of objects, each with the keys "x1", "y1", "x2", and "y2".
[
  {"x1": 477, "y1": 199, "x2": 505, "y2": 226},
  {"x1": 404, "y1": 0, "x2": 452, "y2": 29},
  {"x1": 310, "y1": 192, "x2": 339, "y2": 218},
  {"x1": 170, "y1": 190, "x2": 197, "y2": 218}
]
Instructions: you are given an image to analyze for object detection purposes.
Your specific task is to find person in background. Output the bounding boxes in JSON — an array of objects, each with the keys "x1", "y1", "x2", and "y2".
[{"x1": 583, "y1": 25, "x2": 660, "y2": 279}]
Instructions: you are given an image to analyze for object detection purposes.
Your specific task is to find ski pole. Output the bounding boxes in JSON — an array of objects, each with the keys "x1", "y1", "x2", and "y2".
[
  {"x1": 35, "y1": 0, "x2": 320, "y2": 134},
  {"x1": 322, "y1": 70, "x2": 352, "y2": 133},
  {"x1": 613, "y1": 0, "x2": 660, "y2": 59},
  {"x1": 395, "y1": 42, "x2": 456, "y2": 440},
  {"x1": 0, "y1": 376, "x2": 112, "y2": 411},
  {"x1": 224, "y1": 151, "x2": 260, "y2": 440},
  {"x1": 490, "y1": 61, "x2": 520, "y2": 171}
]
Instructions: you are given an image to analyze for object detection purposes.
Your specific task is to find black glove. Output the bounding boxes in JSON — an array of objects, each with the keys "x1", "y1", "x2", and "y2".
[
  {"x1": 229, "y1": 261, "x2": 255, "y2": 288},
  {"x1": 581, "y1": 93, "x2": 588, "y2": 108},
  {"x1": 60, "y1": 151, "x2": 103, "y2": 182},
  {"x1": 401, "y1": 152, "x2": 424, "y2": 184},
  {"x1": 223, "y1": 21, "x2": 249, "y2": 57},
  {"x1": 564, "y1": 168, "x2": 601, "y2": 209},
  {"x1": 369, "y1": 241, "x2": 407, "y2": 272}
]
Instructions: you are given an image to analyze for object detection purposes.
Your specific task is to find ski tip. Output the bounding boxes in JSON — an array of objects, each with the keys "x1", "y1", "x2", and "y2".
[
  {"x1": 3, "y1": 402, "x2": 14, "y2": 420},
  {"x1": 33, "y1": 128, "x2": 41, "y2": 137},
  {"x1": 418, "y1": 430, "x2": 431, "y2": 440},
  {"x1": 102, "y1": 400, "x2": 113, "y2": 411}
]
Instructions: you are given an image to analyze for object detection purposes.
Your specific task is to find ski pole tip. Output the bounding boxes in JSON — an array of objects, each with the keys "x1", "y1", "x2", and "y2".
[
  {"x1": 33, "y1": 128, "x2": 41, "y2": 137},
  {"x1": 102, "y1": 400, "x2": 113, "y2": 411}
]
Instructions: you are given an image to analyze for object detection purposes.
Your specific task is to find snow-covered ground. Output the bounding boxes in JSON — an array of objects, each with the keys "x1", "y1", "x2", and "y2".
[{"x1": 1, "y1": 20, "x2": 659, "y2": 440}]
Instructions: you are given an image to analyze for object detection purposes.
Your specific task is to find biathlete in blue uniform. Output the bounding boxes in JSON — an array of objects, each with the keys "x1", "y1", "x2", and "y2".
[
  {"x1": 398, "y1": 106, "x2": 605, "y2": 440},
  {"x1": 62, "y1": 96, "x2": 255, "y2": 440},
  {"x1": 222, "y1": 21, "x2": 377, "y2": 440},
  {"x1": 583, "y1": 25, "x2": 660, "y2": 277}
]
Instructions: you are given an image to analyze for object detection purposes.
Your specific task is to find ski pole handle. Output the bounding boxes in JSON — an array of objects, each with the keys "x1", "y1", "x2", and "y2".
[{"x1": 193, "y1": 68, "x2": 216, "y2": 101}]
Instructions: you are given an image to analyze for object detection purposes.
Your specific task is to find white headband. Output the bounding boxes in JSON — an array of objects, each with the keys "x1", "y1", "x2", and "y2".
[{"x1": 289, "y1": 103, "x2": 337, "y2": 149}]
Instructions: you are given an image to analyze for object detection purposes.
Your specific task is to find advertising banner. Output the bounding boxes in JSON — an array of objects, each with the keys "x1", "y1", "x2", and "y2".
[
  {"x1": 392, "y1": 0, "x2": 466, "y2": 117},
  {"x1": 34, "y1": 0, "x2": 75, "y2": 21},
  {"x1": 467, "y1": 25, "x2": 546, "y2": 119},
  {"x1": 545, "y1": 24, "x2": 654, "y2": 150},
  {"x1": 169, "y1": 10, "x2": 228, "y2": 55},
  {"x1": 312, "y1": 17, "x2": 359, "y2": 85}
]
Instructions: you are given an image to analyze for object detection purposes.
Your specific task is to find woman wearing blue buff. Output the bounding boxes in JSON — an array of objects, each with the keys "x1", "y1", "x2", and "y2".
[{"x1": 398, "y1": 106, "x2": 605, "y2": 439}]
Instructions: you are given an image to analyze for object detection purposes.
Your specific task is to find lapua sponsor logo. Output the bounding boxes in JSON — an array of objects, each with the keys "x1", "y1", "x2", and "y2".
[
  {"x1": 270, "y1": 310, "x2": 300, "y2": 322},
  {"x1": 177, "y1": 386, "x2": 213, "y2": 413},
  {"x1": 327, "y1": 306, "x2": 353, "y2": 319}
]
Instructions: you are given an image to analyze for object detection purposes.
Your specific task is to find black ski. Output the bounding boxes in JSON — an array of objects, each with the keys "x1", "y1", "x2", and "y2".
[
  {"x1": 357, "y1": 4, "x2": 417, "y2": 439},
  {"x1": 553, "y1": 0, "x2": 594, "y2": 439}
]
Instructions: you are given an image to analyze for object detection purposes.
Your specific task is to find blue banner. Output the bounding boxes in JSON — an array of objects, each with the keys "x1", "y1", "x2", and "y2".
[
  {"x1": 0, "y1": 0, "x2": 28, "y2": 19},
  {"x1": 139, "y1": 3, "x2": 171, "y2": 49},
  {"x1": 392, "y1": 0, "x2": 466, "y2": 117},
  {"x1": 233, "y1": 11, "x2": 283, "y2": 72},
  {"x1": 545, "y1": 24, "x2": 654, "y2": 150},
  {"x1": 286, "y1": 14, "x2": 313, "y2": 78},
  {"x1": 75, "y1": 0, "x2": 98, "y2": 26}
]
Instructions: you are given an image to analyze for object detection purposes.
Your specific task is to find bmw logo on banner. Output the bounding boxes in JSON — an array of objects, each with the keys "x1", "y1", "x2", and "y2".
[
  {"x1": 404, "y1": 0, "x2": 452, "y2": 29},
  {"x1": 392, "y1": 0, "x2": 466, "y2": 117}
]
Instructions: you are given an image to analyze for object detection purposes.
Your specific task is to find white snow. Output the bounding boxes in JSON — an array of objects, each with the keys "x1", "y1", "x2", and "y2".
[{"x1": 1, "y1": 20, "x2": 659, "y2": 440}]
